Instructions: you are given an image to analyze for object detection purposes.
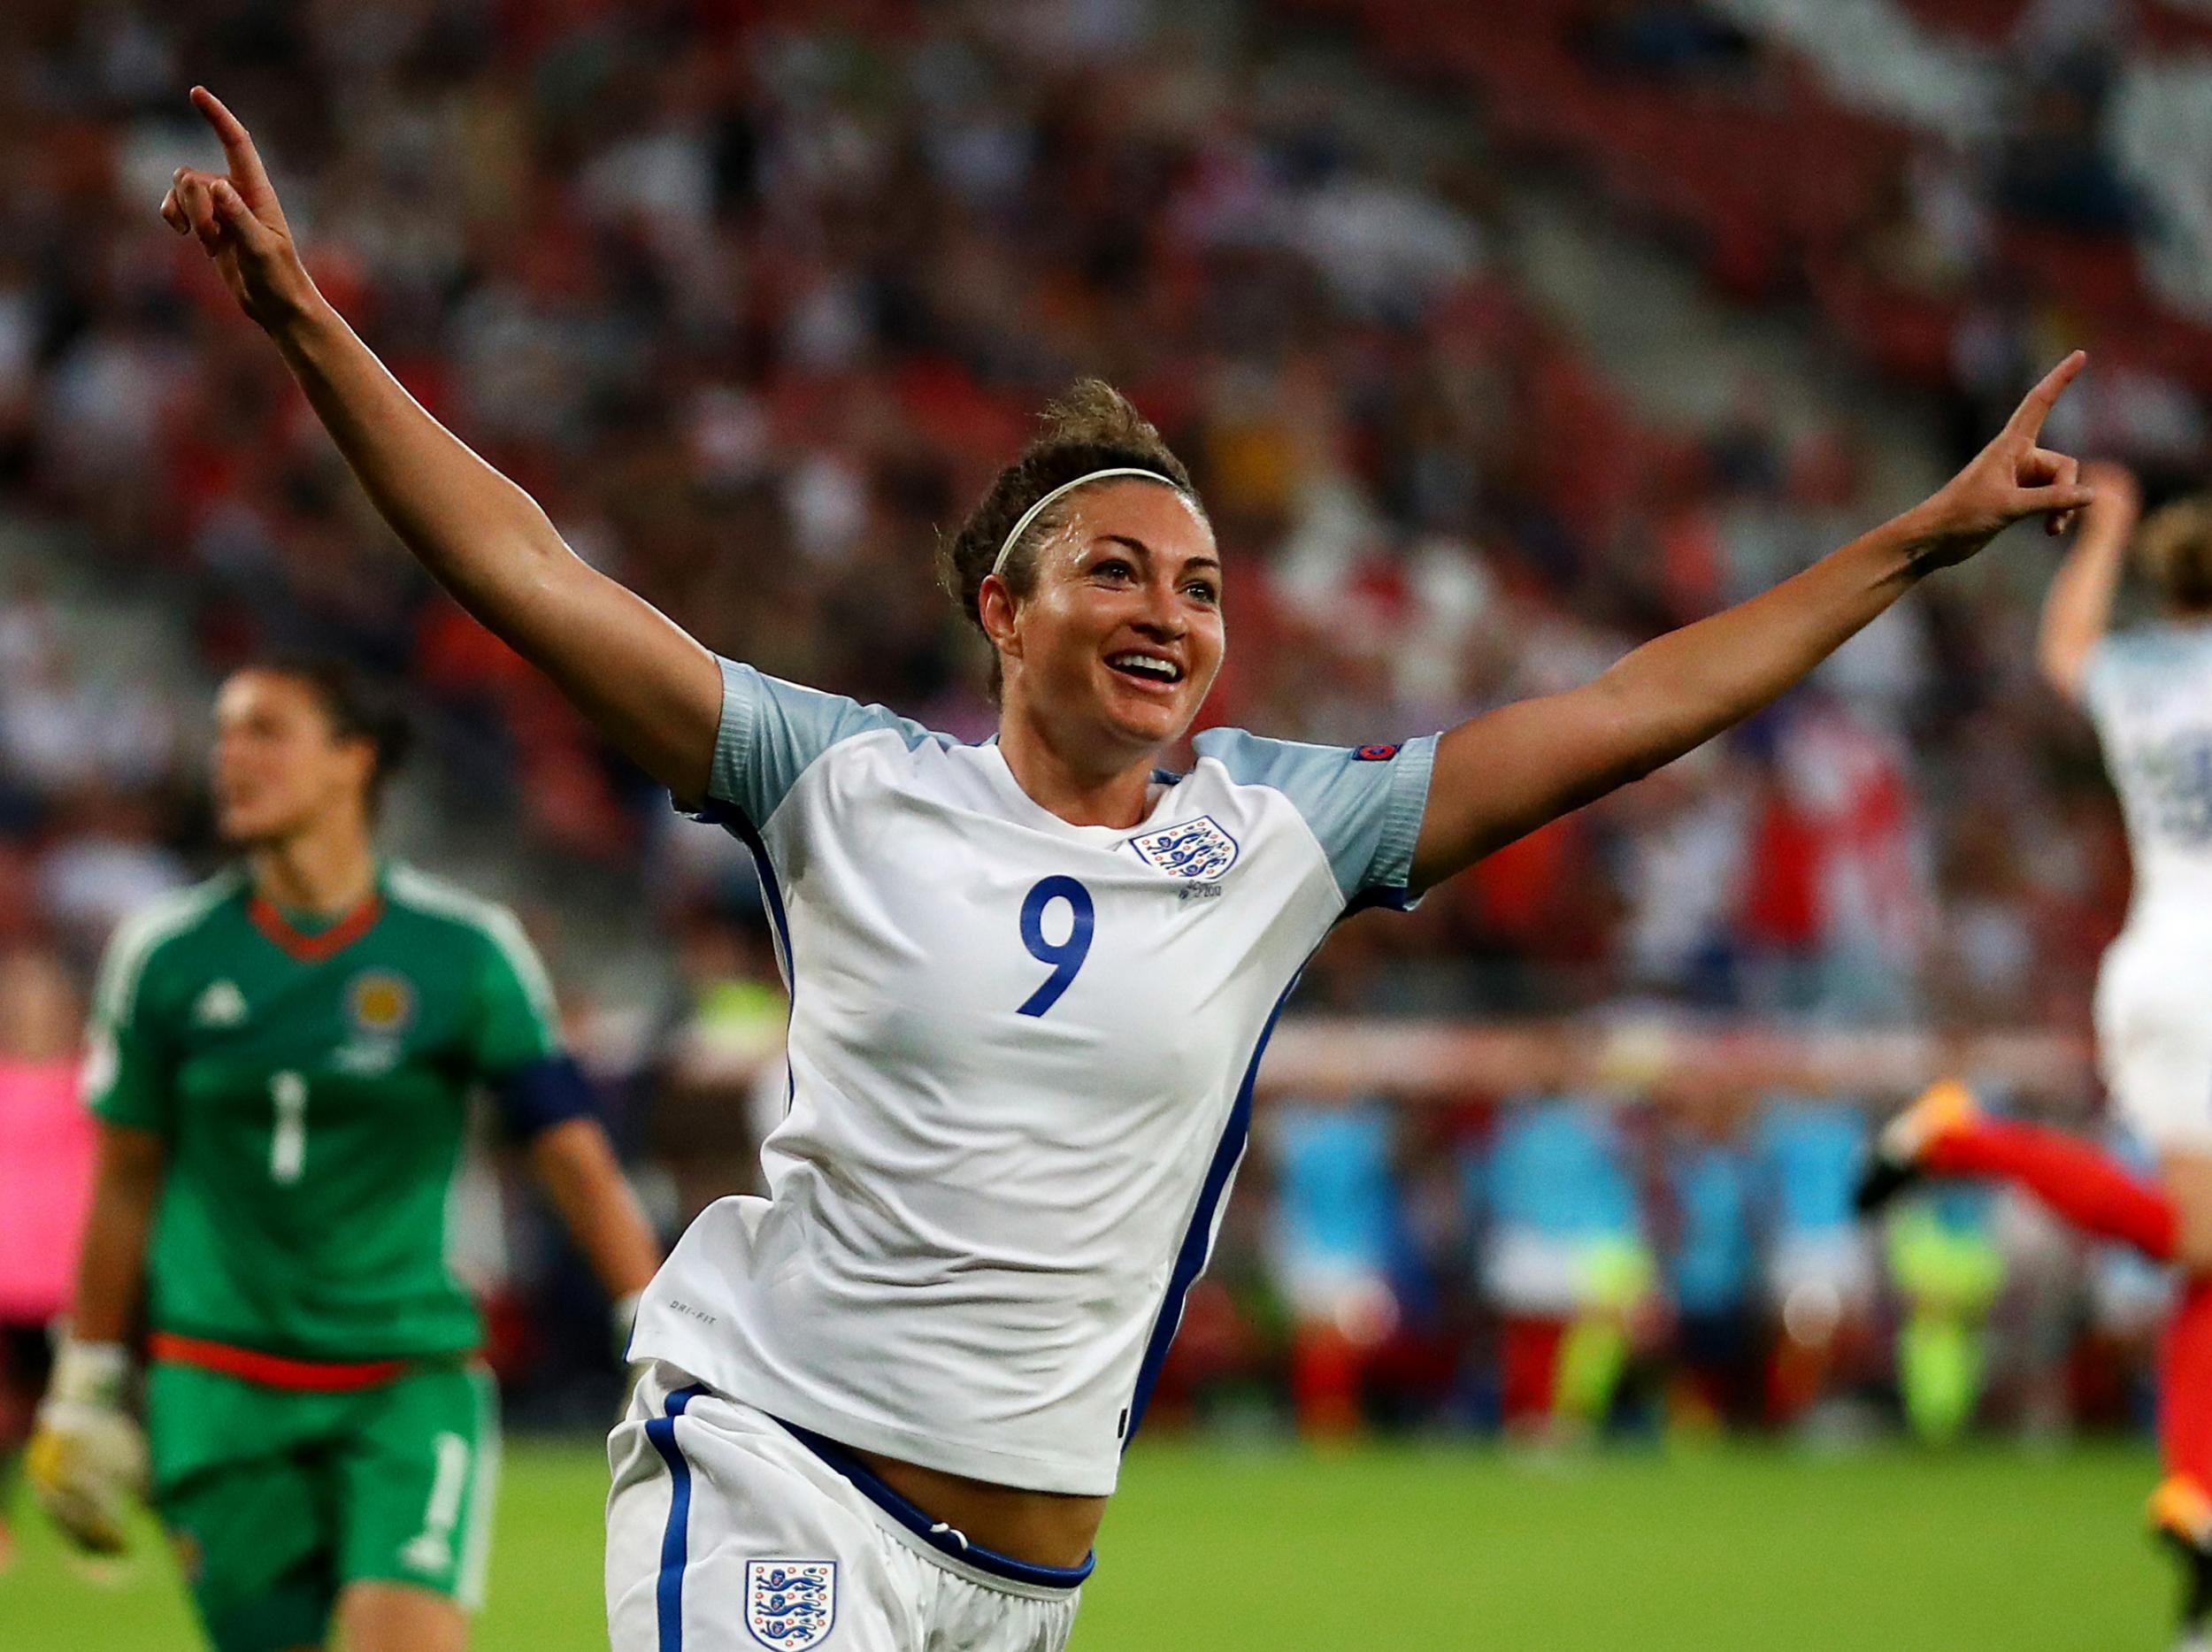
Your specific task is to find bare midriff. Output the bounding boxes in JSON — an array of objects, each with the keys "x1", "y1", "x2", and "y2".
[{"x1": 854, "y1": 1448, "x2": 1106, "y2": 1570}]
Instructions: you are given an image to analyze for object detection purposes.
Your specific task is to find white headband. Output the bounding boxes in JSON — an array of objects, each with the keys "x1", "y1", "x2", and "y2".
[{"x1": 989, "y1": 467, "x2": 1179, "y2": 580}]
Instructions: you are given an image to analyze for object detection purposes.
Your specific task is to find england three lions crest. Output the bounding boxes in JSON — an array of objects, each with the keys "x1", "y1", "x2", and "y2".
[
  {"x1": 744, "y1": 1560, "x2": 835, "y2": 1648},
  {"x1": 1128, "y1": 815, "x2": 1240, "y2": 881}
]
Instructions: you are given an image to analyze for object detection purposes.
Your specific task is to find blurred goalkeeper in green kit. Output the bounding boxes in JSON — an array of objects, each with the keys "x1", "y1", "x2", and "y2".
[{"x1": 28, "y1": 657, "x2": 661, "y2": 1652}]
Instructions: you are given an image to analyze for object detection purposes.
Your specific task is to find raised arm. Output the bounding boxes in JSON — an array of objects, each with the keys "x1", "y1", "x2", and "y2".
[
  {"x1": 1410, "y1": 353, "x2": 2095, "y2": 889},
  {"x1": 2037, "y1": 459, "x2": 2140, "y2": 703},
  {"x1": 162, "y1": 88, "x2": 721, "y2": 799}
]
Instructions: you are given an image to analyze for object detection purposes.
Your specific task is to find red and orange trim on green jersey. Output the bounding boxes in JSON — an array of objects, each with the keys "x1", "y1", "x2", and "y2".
[
  {"x1": 246, "y1": 887, "x2": 386, "y2": 963},
  {"x1": 149, "y1": 1332, "x2": 416, "y2": 1392}
]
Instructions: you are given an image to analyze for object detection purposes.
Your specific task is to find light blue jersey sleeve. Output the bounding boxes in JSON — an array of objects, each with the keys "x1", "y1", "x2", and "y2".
[
  {"x1": 1195, "y1": 726, "x2": 1438, "y2": 909},
  {"x1": 699, "y1": 657, "x2": 942, "y2": 828}
]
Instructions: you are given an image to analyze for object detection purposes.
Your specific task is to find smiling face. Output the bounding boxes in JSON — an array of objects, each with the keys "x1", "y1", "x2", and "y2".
[
  {"x1": 981, "y1": 478, "x2": 1225, "y2": 773},
  {"x1": 211, "y1": 670, "x2": 377, "y2": 849}
]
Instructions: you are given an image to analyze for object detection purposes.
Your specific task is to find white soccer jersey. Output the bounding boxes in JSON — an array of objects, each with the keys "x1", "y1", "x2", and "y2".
[
  {"x1": 629, "y1": 659, "x2": 1434, "y2": 1495},
  {"x1": 2083, "y1": 623, "x2": 2212, "y2": 1148},
  {"x1": 2085, "y1": 622, "x2": 2212, "y2": 939}
]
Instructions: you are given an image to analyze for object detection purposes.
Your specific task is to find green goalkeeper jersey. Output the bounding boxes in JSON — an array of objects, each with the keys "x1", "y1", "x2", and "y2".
[{"x1": 87, "y1": 864, "x2": 576, "y2": 1364}]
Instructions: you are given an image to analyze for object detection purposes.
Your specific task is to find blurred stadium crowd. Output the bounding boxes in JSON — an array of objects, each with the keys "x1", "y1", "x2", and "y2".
[{"x1": 3, "y1": 0, "x2": 2209, "y2": 1433}]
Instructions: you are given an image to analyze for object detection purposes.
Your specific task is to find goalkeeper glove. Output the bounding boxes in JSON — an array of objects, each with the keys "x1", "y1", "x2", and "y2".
[{"x1": 28, "y1": 1341, "x2": 148, "y2": 1555}]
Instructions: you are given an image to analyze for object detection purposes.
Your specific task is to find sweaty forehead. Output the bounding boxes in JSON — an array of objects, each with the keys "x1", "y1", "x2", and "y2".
[{"x1": 1060, "y1": 478, "x2": 1217, "y2": 563}]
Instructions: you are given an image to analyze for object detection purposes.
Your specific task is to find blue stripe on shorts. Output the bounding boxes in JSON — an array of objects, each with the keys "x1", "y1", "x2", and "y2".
[{"x1": 645, "y1": 1385, "x2": 707, "y2": 1651}]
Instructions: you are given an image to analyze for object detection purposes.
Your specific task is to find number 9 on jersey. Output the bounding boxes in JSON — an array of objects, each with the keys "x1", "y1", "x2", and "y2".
[{"x1": 1017, "y1": 878, "x2": 1094, "y2": 1018}]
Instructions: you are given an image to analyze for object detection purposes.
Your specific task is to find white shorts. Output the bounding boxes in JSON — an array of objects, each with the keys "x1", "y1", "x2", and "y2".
[
  {"x1": 1765, "y1": 1229, "x2": 1874, "y2": 1310},
  {"x1": 1481, "y1": 1233, "x2": 1586, "y2": 1317},
  {"x1": 607, "y1": 1362, "x2": 1083, "y2": 1652},
  {"x1": 1275, "y1": 1249, "x2": 1394, "y2": 1328},
  {"x1": 2095, "y1": 932, "x2": 2212, "y2": 1152}
]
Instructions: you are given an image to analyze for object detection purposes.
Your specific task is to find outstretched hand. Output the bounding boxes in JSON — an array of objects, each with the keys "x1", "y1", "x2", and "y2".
[
  {"x1": 1906, "y1": 351, "x2": 2095, "y2": 573},
  {"x1": 159, "y1": 88, "x2": 316, "y2": 331}
]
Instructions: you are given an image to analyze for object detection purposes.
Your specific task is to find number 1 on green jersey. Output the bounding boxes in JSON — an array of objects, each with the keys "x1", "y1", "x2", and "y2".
[{"x1": 269, "y1": 1070, "x2": 307, "y2": 1185}]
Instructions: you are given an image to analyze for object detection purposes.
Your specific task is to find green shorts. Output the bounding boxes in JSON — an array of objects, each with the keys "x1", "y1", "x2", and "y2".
[{"x1": 148, "y1": 1358, "x2": 500, "y2": 1652}]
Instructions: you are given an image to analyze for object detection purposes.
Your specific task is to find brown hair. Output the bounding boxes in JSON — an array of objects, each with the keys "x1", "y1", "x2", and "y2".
[
  {"x1": 2137, "y1": 496, "x2": 2212, "y2": 614},
  {"x1": 249, "y1": 653, "x2": 413, "y2": 816},
  {"x1": 939, "y1": 380, "x2": 1201, "y2": 698}
]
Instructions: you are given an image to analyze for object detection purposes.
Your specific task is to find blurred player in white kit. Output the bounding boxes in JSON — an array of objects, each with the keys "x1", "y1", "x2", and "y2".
[{"x1": 1861, "y1": 461, "x2": 2212, "y2": 1648}]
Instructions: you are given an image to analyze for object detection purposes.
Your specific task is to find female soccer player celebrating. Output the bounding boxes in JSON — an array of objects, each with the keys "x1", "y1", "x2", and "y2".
[
  {"x1": 29, "y1": 657, "x2": 661, "y2": 1652},
  {"x1": 1859, "y1": 461, "x2": 2212, "y2": 1648},
  {"x1": 160, "y1": 88, "x2": 2092, "y2": 1652}
]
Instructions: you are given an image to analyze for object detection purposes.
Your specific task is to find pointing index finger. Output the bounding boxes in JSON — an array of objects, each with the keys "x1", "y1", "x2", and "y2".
[
  {"x1": 2006, "y1": 350, "x2": 2087, "y2": 443},
  {"x1": 189, "y1": 86, "x2": 273, "y2": 200}
]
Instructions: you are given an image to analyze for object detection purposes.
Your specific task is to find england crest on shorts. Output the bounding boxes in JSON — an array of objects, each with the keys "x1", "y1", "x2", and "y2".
[
  {"x1": 744, "y1": 1560, "x2": 836, "y2": 1649},
  {"x1": 1128, "y1": 814, "x2": 1240, "y2": 881}
]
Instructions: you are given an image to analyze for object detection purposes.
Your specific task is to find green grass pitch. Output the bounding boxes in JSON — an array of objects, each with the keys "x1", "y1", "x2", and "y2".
[{"x1": 4, "y1": 1439, "x2": 2174, "y2": 1649}]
